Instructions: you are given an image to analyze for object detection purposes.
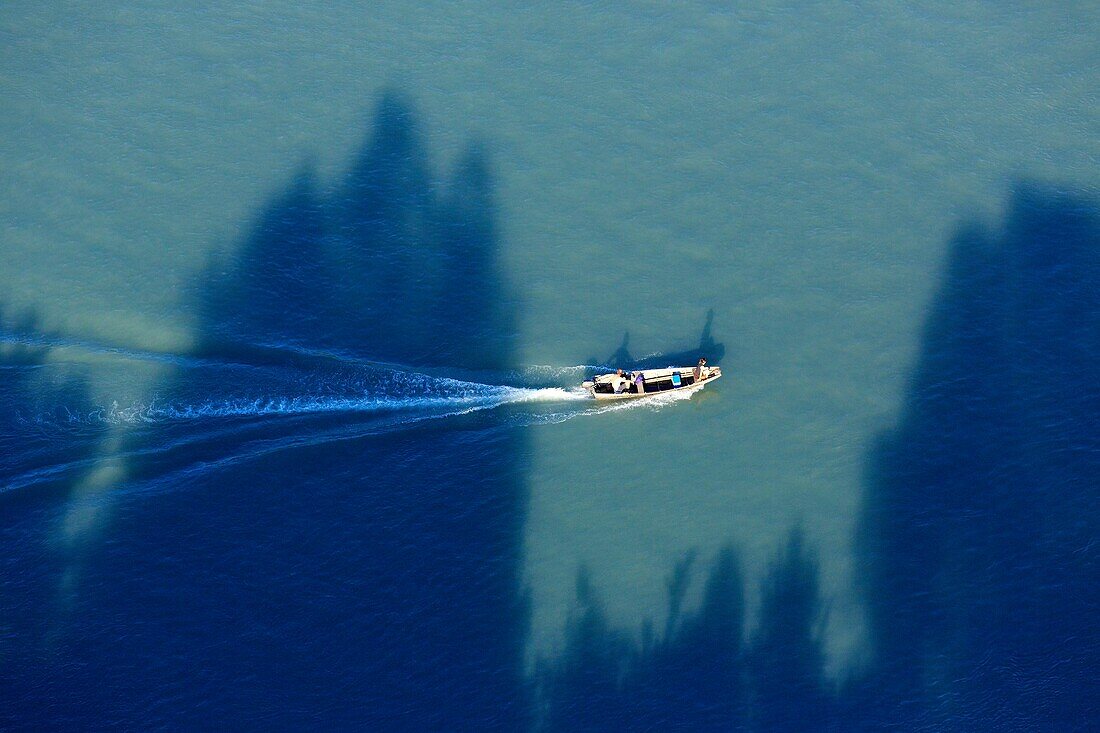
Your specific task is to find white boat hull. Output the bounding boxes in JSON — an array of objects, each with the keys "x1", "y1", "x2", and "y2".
[{"x1": 582, "y1": 366, "x2": 722, "y2": 400}]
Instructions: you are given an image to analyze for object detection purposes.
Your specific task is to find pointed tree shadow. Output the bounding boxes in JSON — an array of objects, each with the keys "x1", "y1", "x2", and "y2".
[
  {"x1": 538, "y1": 545, "x2": 752, "y2": 732},
  {"x1": 196, "y1": 164, "x2": 327, "y2": 355},
  {"x1": 748, "y1": 528, "x2": 832, "y2": 733},
  {"x1": 192, "y1": 89, "x2": 515, "y2": 371}
]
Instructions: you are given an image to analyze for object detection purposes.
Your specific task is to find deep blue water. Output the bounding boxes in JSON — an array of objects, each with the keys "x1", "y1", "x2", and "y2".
[{"x1": 3, "y1": 95, "x2": 1099, "y2": 731}]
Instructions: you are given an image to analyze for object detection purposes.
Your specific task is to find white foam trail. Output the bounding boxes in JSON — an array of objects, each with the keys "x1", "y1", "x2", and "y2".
[
  {"x1": 82, "y1": 379, "x2": 591, "y2": 427},
  {"x1": 499, "y1": 386, "x2": 590, "y2": 403},
  {"x1": 520, "y1": 364, "x2": 603, "y2": 376},
  {"x1": 74, "y1": 377, "x2": 694, "y2": 428},
  {"x1": 3, "y1": 386, "x2": 575, "y2": 495},
  {"x1": 13, "y1": 352, "x2": 705, "y2": 438}
]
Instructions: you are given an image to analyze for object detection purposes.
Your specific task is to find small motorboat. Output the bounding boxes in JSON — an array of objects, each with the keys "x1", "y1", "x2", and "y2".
[{"x1": 582, "y1": 364, "x2": 722, "y2": 400}]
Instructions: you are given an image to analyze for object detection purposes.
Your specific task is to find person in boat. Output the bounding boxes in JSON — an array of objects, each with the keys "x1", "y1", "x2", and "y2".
[
  {"x1": 613, "y1": 368, "x2": 629, "y2": 394},
  {"x1": 693, "y1": 358, "x2": 708, "y2": 382}
]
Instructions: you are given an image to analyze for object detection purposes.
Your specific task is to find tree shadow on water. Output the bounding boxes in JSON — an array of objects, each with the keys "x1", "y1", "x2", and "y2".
[
  {"x1": 7, "y1": 106, "x2": 1094, "y2": 730},
  {"x1": 538, "y1": 547, "x2": 746, "y2": 732},
  {"x1": 2, "y1": 92, "x2": 530, "y2": 731},
  {"x1": 856, "y1": 182, "x2": 1100, "y2": 731},
  {"x1": 196, "y1": 90, "x2": 515, "y2": 371},
  {"x1": 536, "y1": 182, "x2": 1099, "y2": 733},
  {"x1": 537, "y1": 532, "x2": 834, "y2": 732},
  {"x1": 196, "y1": 164, "x2": 328, "y2": 353}
]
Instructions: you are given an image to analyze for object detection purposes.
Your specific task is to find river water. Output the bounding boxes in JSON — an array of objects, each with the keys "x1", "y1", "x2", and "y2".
[{"x1": 2, "y1": 3, "x2": 1098, "y2": 729}]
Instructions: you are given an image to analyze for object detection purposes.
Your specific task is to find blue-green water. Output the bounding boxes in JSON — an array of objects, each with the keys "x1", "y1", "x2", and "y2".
[{"x1": 2, "y1": 3, "x2": 1098, "y2": 730}]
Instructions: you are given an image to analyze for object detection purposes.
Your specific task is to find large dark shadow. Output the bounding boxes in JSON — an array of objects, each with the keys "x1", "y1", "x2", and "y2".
[
  {"x1": 535, "y1": 182, "x2": 1100, "y2": 733},
  {"x1": 1, "y1": 92, "x2": 530, "y2": 731},
  {"x1": 856, "y1": 183, "x2": 1100, "y2": 730}
]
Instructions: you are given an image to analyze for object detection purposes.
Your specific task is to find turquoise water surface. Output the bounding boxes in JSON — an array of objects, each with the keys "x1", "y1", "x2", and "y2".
[{"x1": 3, "y1": 3, "x2": 1098, "y2": 729}]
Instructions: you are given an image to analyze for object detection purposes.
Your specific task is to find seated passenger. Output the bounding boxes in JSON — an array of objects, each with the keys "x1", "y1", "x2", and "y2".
[
  {"x1": 693, "y1": 357, "x2": 708, "y2": 382},
  {"x1": 613, "y1": 368, "x2": 628, "y2": 393}
]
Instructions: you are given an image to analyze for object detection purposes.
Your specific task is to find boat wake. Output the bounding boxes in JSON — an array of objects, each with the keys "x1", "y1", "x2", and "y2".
[
  {"x1": 2, "y1": 333, "x2": 702, "y2": 497},
  {"x1": 93, "y1": 377, "x2": 590, "y2": 426}
]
